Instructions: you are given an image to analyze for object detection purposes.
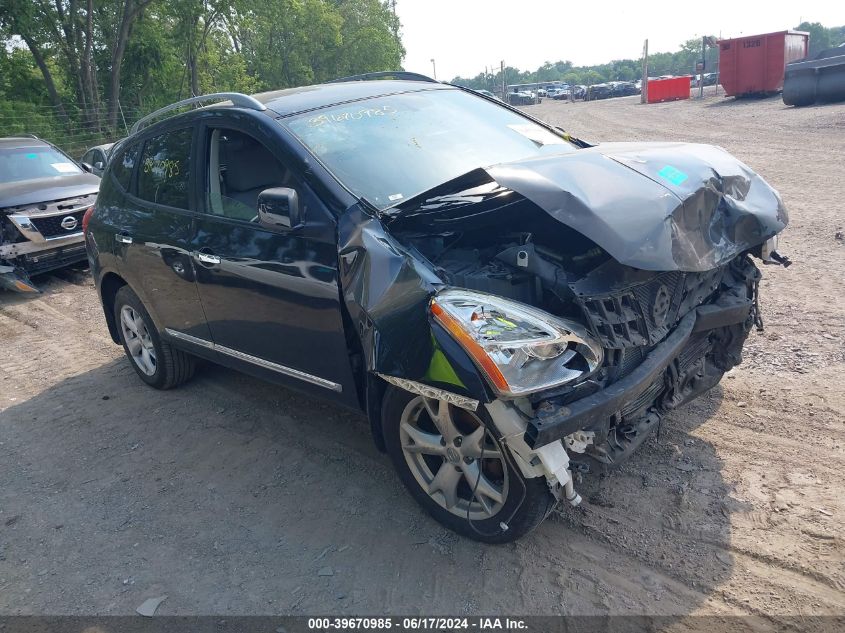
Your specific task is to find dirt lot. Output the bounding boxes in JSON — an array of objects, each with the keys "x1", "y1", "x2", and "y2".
[{"x1": 1, "y1": 93, "x2": 844, "y2": 620}]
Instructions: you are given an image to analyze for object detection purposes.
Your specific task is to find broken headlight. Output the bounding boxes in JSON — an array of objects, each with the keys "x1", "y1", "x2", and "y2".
[{"x1": 431, "y1": 289, "x2": 603, "y2": 397}]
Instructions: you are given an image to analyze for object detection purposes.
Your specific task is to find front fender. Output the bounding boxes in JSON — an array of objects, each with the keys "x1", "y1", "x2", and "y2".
[{"x1": 337, "y1": 204, "x2": 492, "y2": 404}]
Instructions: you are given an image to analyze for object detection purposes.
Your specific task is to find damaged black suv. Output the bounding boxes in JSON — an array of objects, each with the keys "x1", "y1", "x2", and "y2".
[{"x1": 86, "y1": 74, "x2": 788, "y2": 542}]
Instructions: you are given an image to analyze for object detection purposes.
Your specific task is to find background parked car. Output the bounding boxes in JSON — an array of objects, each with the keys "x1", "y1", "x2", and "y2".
[
  {"x1": 610, "y1": 81, "x2": 640, "y2": 97},
  {"x1": 587, "y1": 83, "x2": 612, "y2": 100},
  {"x1": 703, "y1": 73, "x2": 719, "y2": 86},
  {"x1": 507, "y1": 90, "x2": 535, "y2": 105},
  {"x1": 79, "y1": 142, "x2": 115, "y2": 177},
  {"x1": 1, "y1": 135, "x2": 99, "y2": 292},
  {"x1": 549, "y1": 86, "x2": 571, "y2": 100},
  {"x1": 473, "y1": 89, "x2": 502, "y2": 102}
]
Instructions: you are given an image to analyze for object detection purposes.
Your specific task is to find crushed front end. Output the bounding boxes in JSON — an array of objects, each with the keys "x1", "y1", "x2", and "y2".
[
  {"x1": 336, "y1": 135, "x2": 790, "y2": 513},
  {"x1": 365, "y1": 141, "x2": 789, "y2": 505},
  {"x1": 525, "y1": 253, "x2": 763, "y2": 468}
]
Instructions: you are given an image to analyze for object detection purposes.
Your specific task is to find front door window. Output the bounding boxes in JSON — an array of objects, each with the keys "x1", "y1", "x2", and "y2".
[{"x1": 205, "y1": 129, "x2": 289, "y2": 221}]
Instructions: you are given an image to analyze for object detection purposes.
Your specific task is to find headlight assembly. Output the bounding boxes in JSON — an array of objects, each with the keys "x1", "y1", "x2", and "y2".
[{"x1": 430, "y1": 289, "x2": 603, "y2": 397}]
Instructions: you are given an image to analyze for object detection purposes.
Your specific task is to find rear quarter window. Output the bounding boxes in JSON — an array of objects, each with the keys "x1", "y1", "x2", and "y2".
[{"x1": 110, "y1": 143, "x2": 139, "y2": 192}]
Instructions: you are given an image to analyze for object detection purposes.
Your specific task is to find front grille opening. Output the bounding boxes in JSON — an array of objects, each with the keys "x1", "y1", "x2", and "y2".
[
  {"x1": 577, "y1": 268, "x2": 724, "y2": 349},
  {"x1": 31, "y1": 210, "x2": 86, "y2": 238}
]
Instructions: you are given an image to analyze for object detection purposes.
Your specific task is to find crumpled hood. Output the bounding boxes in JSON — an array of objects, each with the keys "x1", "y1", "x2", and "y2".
[
  {"x1": 486, "y1": 141, "x2": 787, "y2": 271},
  {"x1": 0, "y1": 173, "x2": 100, "y2": 210}
]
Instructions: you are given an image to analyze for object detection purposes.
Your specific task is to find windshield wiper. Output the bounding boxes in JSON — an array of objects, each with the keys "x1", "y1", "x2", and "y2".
[{"x1": 381, "y1": 168, "x2": 505, "y2": 222}]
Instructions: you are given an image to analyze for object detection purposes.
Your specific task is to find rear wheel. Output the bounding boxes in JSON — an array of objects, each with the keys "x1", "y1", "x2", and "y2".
[
  {"x1": 382, "y1": 386, "x2": 556, "y2": 543},
  {"x1": 114, "y1": 286, "x2": 195, "y2": 389}
]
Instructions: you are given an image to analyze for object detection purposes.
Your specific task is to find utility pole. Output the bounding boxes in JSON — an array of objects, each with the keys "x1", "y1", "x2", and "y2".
[
  {"x1": 501, "y1": 60, "x2": 506, "y2": 101},
  {"x1": 430, "y1": 58, "x2": 436, "y2": 80},
  {"x1": 390, "y1": 0, "x2": 398, "y2": 40},
  {"x1": 640, "y1": 39, "x2": 649, "y2": 104}
]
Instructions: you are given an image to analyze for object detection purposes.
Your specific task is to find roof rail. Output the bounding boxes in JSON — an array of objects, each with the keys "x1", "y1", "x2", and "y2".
[
  {"x1": 326, "y1": 71, "x2": 438, "y2": 84},
  {"x1": 130, "y1": 92, "x2": 267, "y2": 135}
]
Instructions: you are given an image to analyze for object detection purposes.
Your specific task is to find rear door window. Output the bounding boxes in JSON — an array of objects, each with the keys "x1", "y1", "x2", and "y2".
[
  {"x1": 111, "y1": 143, "x2": 139, "y2": 192},
  {"x1": 137, "y1": 128, "x2": 193, "y2": 209}
]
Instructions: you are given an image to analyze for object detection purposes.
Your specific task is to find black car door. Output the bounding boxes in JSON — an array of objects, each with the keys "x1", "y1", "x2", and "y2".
[
  {"x1": 114, "y1": 125, "x2": 212, "y2": 343},
  {"x1": 187, "y1": 118, "x2": 358, "y2": 405}
]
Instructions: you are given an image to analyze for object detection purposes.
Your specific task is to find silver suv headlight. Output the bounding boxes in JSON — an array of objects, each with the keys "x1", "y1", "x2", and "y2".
[{"x1": 431, "y1": 289, "x2": 603, "y2": 397}]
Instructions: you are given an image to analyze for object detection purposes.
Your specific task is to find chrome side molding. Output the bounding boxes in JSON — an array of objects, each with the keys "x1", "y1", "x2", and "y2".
[{"x1": 164, "y1": 328, "x2": 214, "y2": 349}]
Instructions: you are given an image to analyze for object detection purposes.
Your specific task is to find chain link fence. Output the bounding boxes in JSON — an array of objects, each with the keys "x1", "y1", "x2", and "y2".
[{"x1": 0, "y1": 103, "x2": 148, "y2": 160}]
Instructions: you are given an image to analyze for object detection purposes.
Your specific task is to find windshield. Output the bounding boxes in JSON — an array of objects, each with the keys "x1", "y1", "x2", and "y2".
[
  {"x1": 0, "y1": 145, "x2": 82, "y2": 184},
  {"x1": 284, "y1": 88, "x2": 577, "y2": 210}
]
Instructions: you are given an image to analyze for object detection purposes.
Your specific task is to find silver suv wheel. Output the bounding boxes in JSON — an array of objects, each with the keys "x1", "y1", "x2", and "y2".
[
  {"x1": 119, "y1": 305, "x2": 157, "y2": 376},
  {"x1": 399, "y1": 395, "x2": 508, "y2": 520}
]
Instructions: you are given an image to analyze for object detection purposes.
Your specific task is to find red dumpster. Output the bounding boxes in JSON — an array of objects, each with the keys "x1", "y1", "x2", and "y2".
[
  {"x1": 718, "y1": 30, "x2": 808, "y2": 96},
  {"x1": 647, "y1": 76, "x2": 691, "y2": 103}
]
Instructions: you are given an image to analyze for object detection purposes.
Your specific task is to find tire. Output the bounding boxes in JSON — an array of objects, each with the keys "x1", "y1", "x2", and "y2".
[
  {"x1": 114, "y1": 285, "x2": 195, "y2": 389},
  {"x1": 382, "y1": 386, "x2": 556, "y2": 543}
]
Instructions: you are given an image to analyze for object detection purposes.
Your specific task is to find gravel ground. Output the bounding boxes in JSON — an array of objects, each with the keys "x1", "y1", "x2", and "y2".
[{"x1": 1, "y1": 92, "x2": 843, "y2": 620}]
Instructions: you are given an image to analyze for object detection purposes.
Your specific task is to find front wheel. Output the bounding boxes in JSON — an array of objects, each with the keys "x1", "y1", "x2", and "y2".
[{"x1": 382, "y1": 386, "x2": 556, "y2": 543}]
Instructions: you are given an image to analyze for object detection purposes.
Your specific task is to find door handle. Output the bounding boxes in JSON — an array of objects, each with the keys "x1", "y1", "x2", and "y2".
[
  {"x1": 196, "y1": 251, "x2": 221, "y2": 265},
  {"x1": 116, "y1": 233, "x2": 133, "y2": 244}
]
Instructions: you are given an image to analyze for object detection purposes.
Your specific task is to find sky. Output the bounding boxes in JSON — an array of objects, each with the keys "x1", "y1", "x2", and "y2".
[{"x1": 395, "y1": 0, "x2": 843, "y2": 80}]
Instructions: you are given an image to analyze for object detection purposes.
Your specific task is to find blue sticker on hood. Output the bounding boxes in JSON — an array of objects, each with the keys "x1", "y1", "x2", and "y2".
[{"x1": 657, "y1": 165, "x2": 688, "y2": 186}]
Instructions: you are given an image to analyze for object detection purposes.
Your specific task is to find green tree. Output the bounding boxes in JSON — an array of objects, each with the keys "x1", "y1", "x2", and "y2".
[
  {"x1": 581, "y1": 70, "x2": 604, "y2": 85},
  {"x1": 796, "y1": 21, "x2": 832, "y2": 56},
  {"x1": 561, "y1": 71, "x2": 582, "y2": 86},
  {"x1": 334, "y1": 0, "x2": 404, "y2": 76}
]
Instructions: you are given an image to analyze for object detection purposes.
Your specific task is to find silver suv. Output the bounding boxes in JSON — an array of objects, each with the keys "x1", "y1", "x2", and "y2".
[{"x1": 0, "y1": 136, "x2": 100, "y2": 292}]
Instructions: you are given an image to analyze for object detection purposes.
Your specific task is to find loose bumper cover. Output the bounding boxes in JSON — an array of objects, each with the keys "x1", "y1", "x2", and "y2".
[{"x1": 525, "y1": 290, "x2": 753, "y2": 449}]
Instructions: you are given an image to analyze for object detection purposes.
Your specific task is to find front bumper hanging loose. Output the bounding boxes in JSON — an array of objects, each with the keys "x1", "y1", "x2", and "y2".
[{"x1": 524, "y1": 295, "x2": 752, "y2": 449}]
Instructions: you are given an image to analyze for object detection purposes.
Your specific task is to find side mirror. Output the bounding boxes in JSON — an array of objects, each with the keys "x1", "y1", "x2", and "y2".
[
  {"x1": 80, "y1": 162, "x2": 93, "y2": 173},
  {"x1": 94, "y1": 161, "x2": 104, "y2": 170},
  {"x1": 257, "y1": 187, "x2": 301, "y2": 230}
]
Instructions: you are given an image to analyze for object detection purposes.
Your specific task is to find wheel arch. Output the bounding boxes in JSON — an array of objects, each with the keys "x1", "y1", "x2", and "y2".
[
  {"x1": 362, "y1": 322, "x2": 494, "y2": 453},
  {"x1": 99, "y1": 271, "x2": 127, "y2": 344}
]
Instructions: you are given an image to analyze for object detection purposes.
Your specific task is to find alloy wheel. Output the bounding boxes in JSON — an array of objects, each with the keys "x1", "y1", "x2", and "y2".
[
  {"x1": 119, "y1": 305, "x2": 157, "y2": 376},
  {"x1": 399, "y1": 396, "x2": 508, "y2": 520}
]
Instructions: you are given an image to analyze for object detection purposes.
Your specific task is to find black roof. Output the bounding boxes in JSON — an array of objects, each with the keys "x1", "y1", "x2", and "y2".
[{"x1": 253, "y1": 80, "x2": 454, "y2": 117}]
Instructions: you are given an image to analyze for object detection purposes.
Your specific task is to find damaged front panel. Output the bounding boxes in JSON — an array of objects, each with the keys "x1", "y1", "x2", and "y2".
[
  {"x1": 486, "y1": 141, "x2": 787, "y2": 272},
  {"x1": 338, "y1": 137, "x2": 788, "y2": 471},
  {"x1": 337, "y1": 204, "x2": 491, "y2": 401}
]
